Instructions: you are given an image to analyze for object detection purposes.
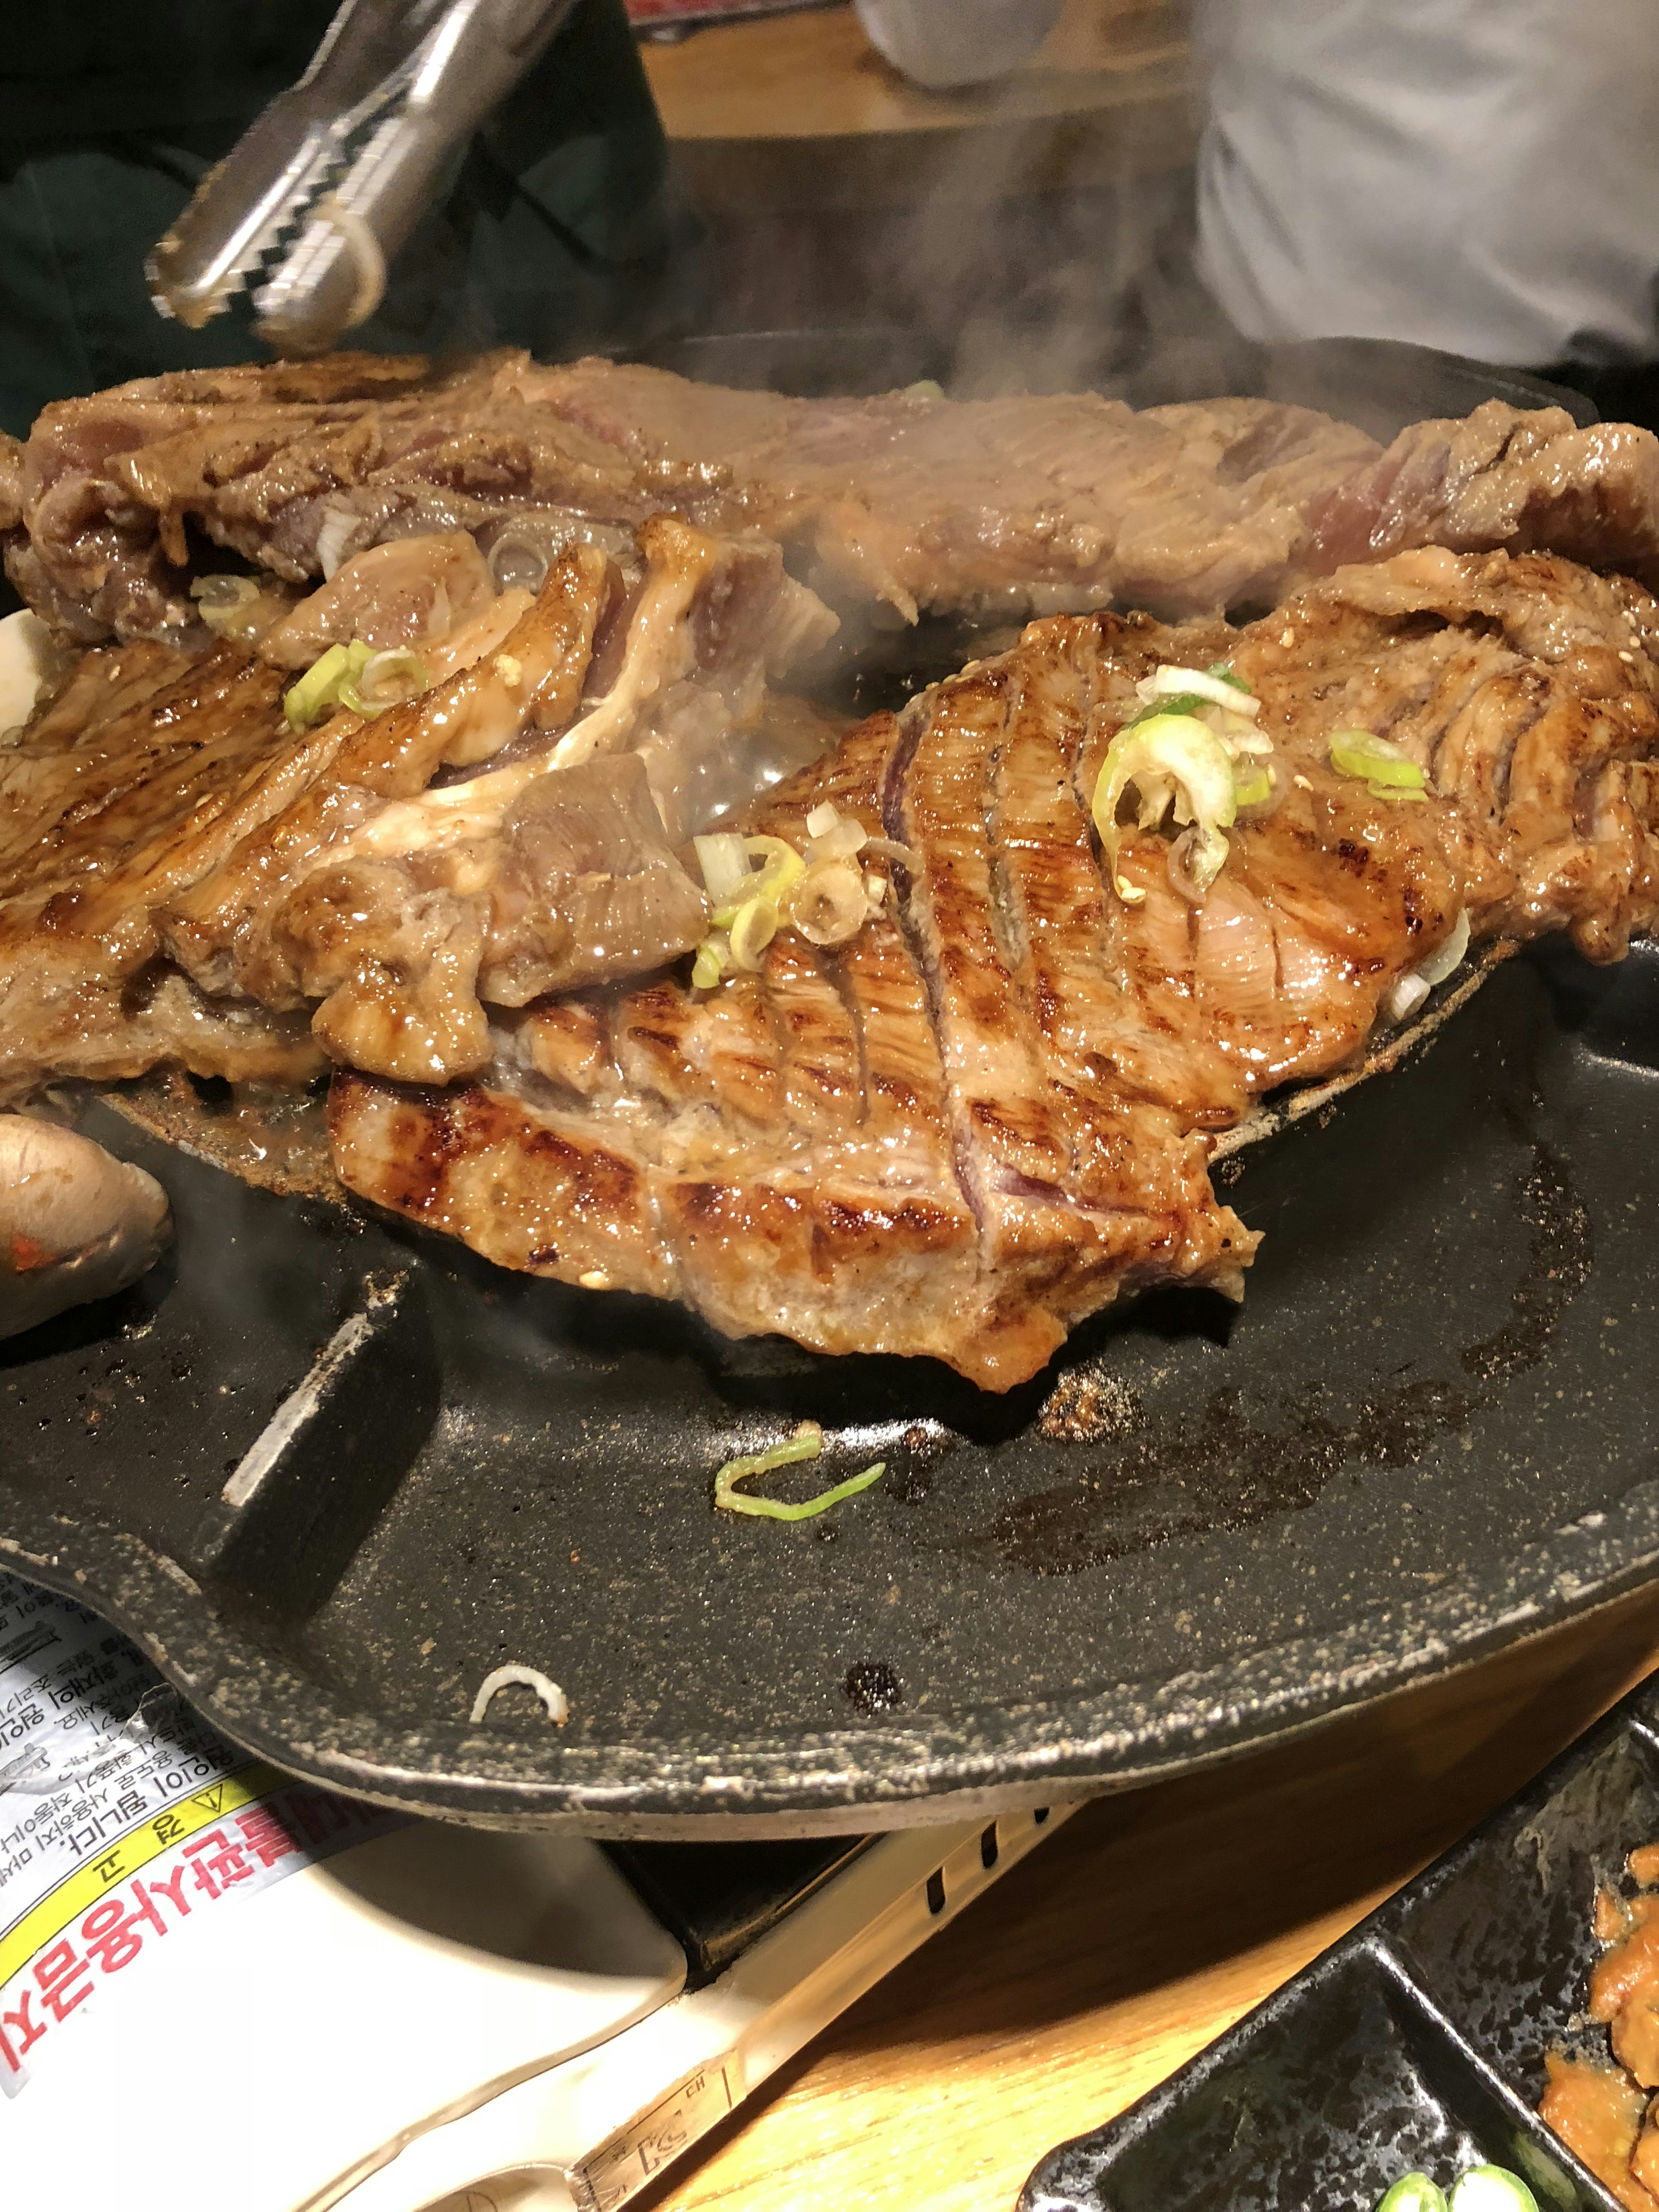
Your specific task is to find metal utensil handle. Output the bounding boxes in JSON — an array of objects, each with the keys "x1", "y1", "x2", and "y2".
[
  {"x1": 147, "y1": 0, "x2": 578, "y2": 348},
  {"x1": 254, "y1": 0, "x2": 580, "y2": 353}
]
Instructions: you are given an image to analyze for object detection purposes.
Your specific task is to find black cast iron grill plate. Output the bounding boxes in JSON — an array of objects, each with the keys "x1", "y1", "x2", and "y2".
[
  {"x1": 0, "y1": 340, "x2": 1648, "y2": 1836},
  {"x1": 2, "y1": 934, "x2": 1656, "y2": 1834},
  {"x1": 1020, "y1": 1667, "x2": 1659, "y2": 2212}
]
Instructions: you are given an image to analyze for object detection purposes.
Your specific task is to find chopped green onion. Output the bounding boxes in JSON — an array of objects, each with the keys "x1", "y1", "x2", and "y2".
[
  {"x1": 1141, "y1": 664, "x2": 1261, "y2": 717},
  {"x1": 1330, "y1": 728, "x2": 1427, "y2": 792},
  {"x1": 284, "y1": 642, "x2": 363, "y2": 733},
  {"x1": 1447, "y1": 2168, "x2": 1538, "y2": 2212},
  {"x1": 1415, "y1": 907, "x2": 1470, "y2": 988},
  {"x1": 788, "y1": 858, "x2": 870, "y2": 945},
  {"x1": 715, "y1": 1421, "x2": 886, "y2": 1521},
  {"x1": 1378, "y1": 2178, "x2": 1449, "y2": 2212},
  {"x1": 191, "y1": 575, "x2": 264, "y2": 640},
  {"x1": 1092, "y1": 712, "x2": 1238, "y2": 906},
  {"x1": 693, "y1": 833, "x2": 753, "y2": 907},
  {"x1": 1126, "y1": 692, "x2": 1208, "y2": 728},
  {"x1": 691, "y1": 936, "x2": 729, "y2": 990},
  {"x1": 728, "y1": 895, "x2": 779, "y2": 972},
  {"x1": 1206, "y1": 661, "x2": 1254, "y2": 693},
  {"x1": 742, "y1": 834, "x2": 805, "y2": 909},
  {"x1": 338, "y1": 645, "x2": 429, "y2": 718},
  {"x1": 1232, "y1": 762, "x2": 1274, "y2": 809},
  {"x1": 191, "y1": 574, "x2": 259, "y2": 611}
]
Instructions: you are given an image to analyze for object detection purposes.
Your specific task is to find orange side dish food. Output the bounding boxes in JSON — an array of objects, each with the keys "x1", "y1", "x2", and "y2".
[{"x1": 1540, "y1": 1842, "x2": 1659, "y2": 2210}]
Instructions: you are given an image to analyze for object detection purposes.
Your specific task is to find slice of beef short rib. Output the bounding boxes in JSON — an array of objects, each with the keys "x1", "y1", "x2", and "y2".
[
  {"x1": 32, "y1": 350, "x2": 1659, "y2": 651},
  {"x1": 329, "y1": 547, "x2": 1659, "y2": 1390}
]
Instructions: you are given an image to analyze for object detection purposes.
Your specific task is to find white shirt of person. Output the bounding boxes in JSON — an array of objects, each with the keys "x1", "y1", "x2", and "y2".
[{"x1": 1194, "y1": 0, "x2": 1659, "y2": 367}]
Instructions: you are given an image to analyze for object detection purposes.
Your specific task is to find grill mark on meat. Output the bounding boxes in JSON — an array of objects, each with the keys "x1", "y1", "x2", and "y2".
[
  {"x1": 990, "y1": 623, "x2": 1149, "y2": 1202},
  {"x1": 877, "y1": 695, "x2": 986, "y2": 1236},
  {"x1": 1399, "y1": 636, "x2": 1520, "y2": 775},
  {"x1": 705, "y1": 975, "x2": 788, "y2": 1135},
  {"x1": 1436, "y1": 666, "x2": 1551, "y2": 818},
  {"x1": 766, "y1": 934, "x2": 864, "y2": 1138},
  {"x1": 17, "y1": 538, "x2": 1659, "y2": 1386},
  {"x1": 340, "y1": 547, "x2": 1659, "y2": 1386}
]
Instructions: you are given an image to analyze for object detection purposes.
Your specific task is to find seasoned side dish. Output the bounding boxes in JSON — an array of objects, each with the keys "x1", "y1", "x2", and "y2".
[
  {"x1": 1540, "y1": 1841, "x2": 1659, "y2": 2211},
  {"x1": 5, "y1": 353, "x2": 1659, "y2": 1386}
]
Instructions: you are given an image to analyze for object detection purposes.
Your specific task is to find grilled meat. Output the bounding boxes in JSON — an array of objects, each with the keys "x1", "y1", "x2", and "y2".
[
  {"x1": 16, "y1": 352, "x2": 1656, "y2": 648},
  {"x1": 0, "y1": 518, "x2": 836, "y2": 1101},
  {"x1": 330, "y1": 547, "x2": 1659, "y2": 1389},
  {"x1": 0, "y1": 638, "x2": 330, "y2": 1101}
]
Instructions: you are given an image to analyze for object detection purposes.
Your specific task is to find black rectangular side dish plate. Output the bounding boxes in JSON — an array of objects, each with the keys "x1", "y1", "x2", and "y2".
[
  {"x1": 1020, "y1": 1667, "x2": 1659, "y2": 2212},
  {"x1": 3, "y1": 340, "x2": 1653, "y2": 1837}
]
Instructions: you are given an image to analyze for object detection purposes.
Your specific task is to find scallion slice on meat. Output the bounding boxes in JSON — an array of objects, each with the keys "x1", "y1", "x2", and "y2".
[
  {"x1": 788, "y1": 858, "x2": 870, "y2": 944},
  {"x1": 1385, "y1": 973, "x2": 1431, "y2": 1025},
  {"x1": 691, "y1": 934, "x2": 730, "y2": 990},
  {"x1": 1092, "y1": 712, "x2": 1237, "y2": 906},
  {"x1": 1329, "y1": 728, "x2": 1429, "y2": 798},
  {"x1": 1232, "y1": 761, "x2": 1274, "y2": 809},
  {"x1": 728, "y1": 894, "x2": 779, "y2": 972},
  {"x1": 1125, "y1": 691, "x2": 1208, "y2": 729},
  {"x1": 337, "y1": 646, "x2": 429, "y2": 718},
  {"x1": 714, "y1": 1421, "x2": 887, "y2": 1521},
  {"x1": 1414, "y1": 906, "x2": 1470, "y2": 988},
  {"x1": 283, "y1": 639, "x2": 373, "y2": 733},
  {"x1": 1140, "y1": 663, "x2": 1262, "y2": 717},
  {"x1": 1377, "y1": 2177, "x2": 1449, "y2": 2212},
  {"x1": 742, "y1": 834, "x2": 805, "y2": 909},
  {"x1": 693, "y1": 832, "x2": 753, "y2": 907},
  {"x1": 693, "y1": 814, "x2": 879, "y2": 980},
  {"x1": 191, "y1": 574, "x2": 264, "y2": 640},
  {"x1": 1447, "y1": 2168, "x2": 1538, "y2": 2212}
]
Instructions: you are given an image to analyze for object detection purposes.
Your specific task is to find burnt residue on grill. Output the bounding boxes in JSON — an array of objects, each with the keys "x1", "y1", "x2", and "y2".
[
  {"x1": 843, "y1": 1659, "x2": 904, "y2": 1716},
  {"x1": 958, "y1": 1135, "x2": 1593, "y2": 1579},
  {"x1": 1461, "y1": 1141, "x2": 1592, "y2": 1381},
  {"x1": 104, "y1": 1068, "x2": 342, "y2": 1204}
]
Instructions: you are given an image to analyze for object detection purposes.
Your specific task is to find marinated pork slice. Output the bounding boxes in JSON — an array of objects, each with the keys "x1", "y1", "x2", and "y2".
[
  {"x1": 0, "y1": 641, "x2": 331, "y2": 1100},
  {"x1": 0, "y1": 518, "x2": 837, "y2": 1100},
  {"x1": 0, "y1": 547, "x2": 614, "y2": 1103},
  {"x1": 518, "y1": 359, "x2": 1382, "y2": 622},
  {"x1": 329, "y1": 547, "x2": 1659, "y2": 1389},
  {"x1": 159, "y1": 519, "x2": 834, "y2": 1083},
  {"x1": 22, "y1": 347, "x2": 1650, "y2": 648}
]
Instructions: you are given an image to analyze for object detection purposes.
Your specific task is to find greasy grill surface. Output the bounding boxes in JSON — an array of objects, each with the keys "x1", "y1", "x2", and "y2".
[
  {"x1": 1, "y1": 925, "x2": 1657, "y2": 1831},
  {"x1": 4, "y1": 343, "x2": 1657, "y2": 1834}
]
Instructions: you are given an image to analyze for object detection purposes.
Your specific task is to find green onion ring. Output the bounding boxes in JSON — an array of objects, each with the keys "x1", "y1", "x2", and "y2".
[
  {"x1": 715, "y1": 1423, "x2": 887, "y2": 1521},
  {"x1": 1330, "y1": 728, "x2": 1427, "y2": 791}
]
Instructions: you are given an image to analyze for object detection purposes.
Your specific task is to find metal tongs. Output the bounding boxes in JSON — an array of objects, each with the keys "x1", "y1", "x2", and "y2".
[{"x1": 147, "y1": 0, "x2": 578, "y2": 356}]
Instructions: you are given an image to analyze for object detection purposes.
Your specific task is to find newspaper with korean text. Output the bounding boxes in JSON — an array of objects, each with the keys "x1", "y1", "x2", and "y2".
[{"x1": 0, "y1": 1569, "x2": 404, "y2": 2094}]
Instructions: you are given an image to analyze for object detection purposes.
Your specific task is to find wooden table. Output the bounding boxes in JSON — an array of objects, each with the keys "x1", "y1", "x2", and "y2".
[
  {"x1": 641, "y1": 0, "x2": 1194, "y2": 202},
  {"x1": 642, "y1": 1581, "x2": 1659, "y2": 2212},
  {"x1": 636, "y1": 0, "x2": 1194, "y2": 350}
]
